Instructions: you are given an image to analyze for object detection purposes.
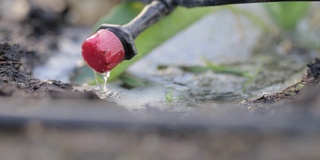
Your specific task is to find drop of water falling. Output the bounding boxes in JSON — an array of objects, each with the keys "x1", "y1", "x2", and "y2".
[
  {"x1": 94, "y1": 71, "x2": 100, "y2": 90},
  {"x1": 102, "y1": 71, "x2": 110, "y2": 92},
  {"x1": 94, "y1": 71, "x2": 110, "y2": 92}
]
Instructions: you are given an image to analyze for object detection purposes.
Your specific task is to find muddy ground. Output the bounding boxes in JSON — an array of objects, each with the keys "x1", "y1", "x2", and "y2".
[{"x1": 1, "y1": 1, "x2": 320, "y2": 160}]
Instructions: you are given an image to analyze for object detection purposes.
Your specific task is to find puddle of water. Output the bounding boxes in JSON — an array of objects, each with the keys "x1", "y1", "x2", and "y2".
[{"x1": 95, "y1": 84, "x2": 195, "y2": 113}]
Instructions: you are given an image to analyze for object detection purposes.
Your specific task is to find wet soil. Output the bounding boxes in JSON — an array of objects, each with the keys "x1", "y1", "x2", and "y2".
[
  {"x1": 0, "y1": 43, "x2": 98, "y2": 99},
  {"x1": 250, "y1": 58, "x2": 320, "y2": 104},
  {"x1": 0, "y1": 4, "x2": 101, "y2": 100}
]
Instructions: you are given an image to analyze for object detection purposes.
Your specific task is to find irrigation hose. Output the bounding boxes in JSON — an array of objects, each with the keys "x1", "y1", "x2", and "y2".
[{"x1": 174, "y1": 0, "x2": 318, "y2": 7}]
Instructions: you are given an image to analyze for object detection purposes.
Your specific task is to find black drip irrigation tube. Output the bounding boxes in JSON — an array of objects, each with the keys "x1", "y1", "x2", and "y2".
[
  {"x1": 101, "y1": 0, "x2": 318, "y2": 60},
  {"x1": 174, "y1": 0, "x2": 317, "y2": 7}
]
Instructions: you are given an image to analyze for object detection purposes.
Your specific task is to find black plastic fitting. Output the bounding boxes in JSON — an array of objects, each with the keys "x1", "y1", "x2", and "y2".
[{"x1": 98, "y1": 0, "x2": 176, "y2": 60}]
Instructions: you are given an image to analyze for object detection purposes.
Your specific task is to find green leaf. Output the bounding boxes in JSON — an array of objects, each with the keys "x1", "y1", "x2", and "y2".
[
  {"x1": 158, "y1": 61, "x2": 250, "y2": 77},
  {"x1": 202, "y1": 58, "x2": 251, "y2": 78},
  {"x1": 226, "y1": 5, "x2": 270, "y2": 32},
  {"x1": 108, "y1": 5, "x2": 214, "y2": 81},
  {"x1": 165, "y1": 91, "x2": 173, "y2": 103},
  {"x1": 180, "y1": 66, "x2": 209, "y2": 73},
  {"x1": 93, "y1": 2, "x2": 144, "y2": 30},
  {"x1": 242, "y1": 65, "x2": 262, "y2": 91},
  {"x1": 264, "y1": 2, "x2": 309, "y2": 30},
  {"x1": 118, "y1": 72, "x2": 147, "y2": 88}
]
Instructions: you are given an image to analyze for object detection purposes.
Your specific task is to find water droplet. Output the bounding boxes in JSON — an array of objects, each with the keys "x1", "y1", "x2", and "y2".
[
  {"x1": 102, "y1": 71, "x2": 110, "y2": 92},
  {"x1": 94, "y1": 71, "x2": 100, "y2": 90},
  {"x1": 94, "y1": 71, "x2": 110, "y2": 92}
]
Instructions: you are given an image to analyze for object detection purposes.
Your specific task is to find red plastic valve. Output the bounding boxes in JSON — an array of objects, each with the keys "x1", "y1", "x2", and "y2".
[{"x1": 81, "y1": 29, "x2": 125, "y2": 73}]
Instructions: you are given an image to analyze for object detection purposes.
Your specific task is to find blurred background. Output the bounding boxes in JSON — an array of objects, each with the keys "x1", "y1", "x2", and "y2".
[{"x1": 0, "y1": 0, "x2": 119, "y2": 25}]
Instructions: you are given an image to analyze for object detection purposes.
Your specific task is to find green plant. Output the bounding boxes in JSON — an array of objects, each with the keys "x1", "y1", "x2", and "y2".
[
  {"x1": 165, "y1": 91, "x2": 174, "y2": 103},
  {"x1": 264, "y1": 2, "x2": 309, "y2": 30}
]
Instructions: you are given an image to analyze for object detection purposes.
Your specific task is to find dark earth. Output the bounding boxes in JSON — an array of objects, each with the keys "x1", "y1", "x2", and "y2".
[{"x1": 0, "y1": 1, "x2": 320, "y2": 160}]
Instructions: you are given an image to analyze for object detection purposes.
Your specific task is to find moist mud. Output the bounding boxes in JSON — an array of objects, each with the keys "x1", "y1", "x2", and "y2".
[
  {"x1": 250, "y1": 58, "x2": 320, "y2": 104},
  {"x1": 0, "y1": 42, "x2": 98, "y2": 99}
]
